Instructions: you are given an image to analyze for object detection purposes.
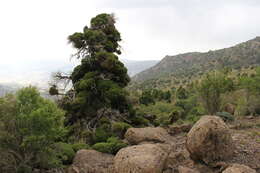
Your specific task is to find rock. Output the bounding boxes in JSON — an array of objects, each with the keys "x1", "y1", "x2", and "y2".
[
  {"x1": 178, "y1": 166, "x2": 200, "y2": 173},
  {"x1": 114, "y1": 143, "x2": 170, "y2": 173},
  {"x1": 186, "y1": 115, "x2": 234, "y2": 165},
  {"x1": 246, "y1": 115, "x2": 254, "y2": 119},
  {"x1": 224, "y1": 103, "x2": 235, "y2": 115},
  {"x1": 67, "y1": 149, "x2": 114, "y2": 173},
  {"x1": 125, "y1": 127, "x2": 171, "y2": 145},
  {"x1": 222, "y1": 164, "x2": 256, "y2": 173},
  {"x1": 168, "y1": 124, "x2": 193, "y2": 135}
]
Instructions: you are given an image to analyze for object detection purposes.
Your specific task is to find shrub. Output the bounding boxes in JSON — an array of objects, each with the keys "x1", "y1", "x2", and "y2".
[
  {"x1": 72, "y1": 143, "x2": 90, "y2": 152},
  {"x1": 130, "y1": 115, "x2": 150, "y2": 127},
  {"x1": 155, "y1": 114, "x2": 171, "y2": 127},
  {"x1": 54, "y1": 142, "x2": 75, "y2": 165},
  {"x1": 197, "y1": 71, "x2": 234, "y2": 114},
  {"x1": 216, "y1": 112, "x2": 234, "y2": 122},
  {"x1": 112, "y1": 122, "x2": 132, "y2": 138},
  {"x1": 169, "y1": 106, "x2": 184, "y2": 123},
  {"x1": 185, "y1": 114, "x2": 201, "y2": 124},
  {"x1": 92, "y1": 142, "x2": 114, "y2": 154},
  {"x1": 0, "y1": 87, "x2": 67, "y2": 172},
  {"x1": 92, "y1": 137, "x2": 127, "y2": 154},
  {"x1": 93, "y1": 127, "x2": 111, "y2": 143}
]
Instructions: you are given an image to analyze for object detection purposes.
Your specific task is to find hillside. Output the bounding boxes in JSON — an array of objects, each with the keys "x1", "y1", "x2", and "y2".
[
  {"x1": 131, "y1": 37, "x2": 260, "y2": 89},
  {"x1": 121, "y1": 59, "x2": 159, "y2": 76}
]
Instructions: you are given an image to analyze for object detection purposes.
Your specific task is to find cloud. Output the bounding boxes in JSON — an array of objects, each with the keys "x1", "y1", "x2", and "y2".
[{"x1": 0, "y1": 0, "x2": 260, "y2": 85}]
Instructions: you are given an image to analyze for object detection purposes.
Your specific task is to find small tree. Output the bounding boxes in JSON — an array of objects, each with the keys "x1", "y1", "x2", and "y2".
[
  {"x1": 0, "y1": 87, "x2": 66, "y2": 173},
  {"x1": 197, "y1": 71, "x2": 234, "y2": 114},
  {"x1": 139, "y1": 90, "x2": 155, "y2": 105},
  {"x1": 56, "y1": 13, "x2": 132, "y2": 138}
]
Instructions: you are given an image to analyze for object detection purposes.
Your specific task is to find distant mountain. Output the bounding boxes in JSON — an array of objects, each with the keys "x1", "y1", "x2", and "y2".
[
  {"x1": 131, "y1": 37, "x2": 260, "y2": 89},
  {"x1": 120, "y1": 59, "x2": 159, "y2": 77},
  {"x1": 0, "y1": 58, "x2": 158, "y2": 92},
  {"x1": 0, "y1": 83, "x2": 21, "y2": 97}
]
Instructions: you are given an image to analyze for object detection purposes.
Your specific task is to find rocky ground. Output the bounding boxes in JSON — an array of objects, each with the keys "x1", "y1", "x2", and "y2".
[
  {"x1": 68, "y1": 116, "x2": 260, "y2": 173},
  {"x1": 164, "y1": 116, "x2": 260, "y2": 173}
]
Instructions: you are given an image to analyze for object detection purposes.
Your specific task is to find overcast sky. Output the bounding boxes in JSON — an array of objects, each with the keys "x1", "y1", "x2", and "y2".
[{"x1": 0, "y1": 0, "x2": 260, "y2": 85}]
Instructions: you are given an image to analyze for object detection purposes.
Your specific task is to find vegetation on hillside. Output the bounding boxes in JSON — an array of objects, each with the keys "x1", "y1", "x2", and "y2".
[
  {"x1": 131, "y1": 37, "x2": 260, "y2": 90},
  {"x1": 1, "y1": 13, "x2": 260, "y2": 173}
]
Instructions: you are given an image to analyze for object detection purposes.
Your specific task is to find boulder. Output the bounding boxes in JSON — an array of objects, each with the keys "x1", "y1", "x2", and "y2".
[
  {"x1": 178, "y1": 166, "x2": 200, "y2": 173},
  {"x1": 168, "y1": 124, "x2": 193, "y2": 135},
  {"x1": 186, "y1": 116, "x2": 234, "y2": 165},
  {"x1": 222, "y1": 164, "x2": 256, "y2": 173},
  {"x1": 114, "y1": 143, "x2": 170, "y2": 173},
  {"x1": 125, "y1": 127, "x2": 171, "y2": 145},
  {"x1": 67, "y1": 149, "x2": 114, "y2": 173}
]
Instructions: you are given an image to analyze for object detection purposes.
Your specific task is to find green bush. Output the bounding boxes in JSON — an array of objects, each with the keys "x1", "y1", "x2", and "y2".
[
  {"x1": 197, "y1": 71, "x2": 234, "y2": 114},
  {"x1": 185, "y1": 114, "x2": 201, "y2": 124},
  {"x1": 0, "y1": 87, "x2": 67, "y2": 172},
  {"x1": 92, "y1": 137, "x2": 127, "y2": 154},
  {"x1": 169, "y1": 106, "x2": 184, "y2": 123},
  {"x1": 155, "y1": 114, "x2": 171, "y2": 127},
  {"x1": 72, "y1": 143, "x2": 90, "y2": 152},
  {"x1": 130, "y1": 115, "x2": 150, "y2": 127},
  {"x1": 54, "y1": 142, "x2": 75, "y2": 165},
  {"x1": 93, "y1": 127, "x2": 111, "y2": 143},
  {"x1": 92, "y1": 142, "x2": 113, "y2": 153},
  {"x1": 216, "y1": 112, "x2": 234, "y2": 122},
  {"x1": 137, "y1": 102, "x2": 175, "y2": 126},
  {"x1": 112, "y1": 122, "x2": 132, "y2": 138}
]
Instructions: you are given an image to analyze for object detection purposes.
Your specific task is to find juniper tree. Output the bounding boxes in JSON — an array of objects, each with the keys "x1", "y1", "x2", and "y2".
[{"x1": 63, "y1": 14, "x2": 131, "y2": 132}]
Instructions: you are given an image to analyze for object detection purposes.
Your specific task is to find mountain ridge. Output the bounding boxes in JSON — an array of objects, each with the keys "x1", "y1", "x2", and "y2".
[{"x1": 131, "y1": 37, "x2": 260, "y2": 89}]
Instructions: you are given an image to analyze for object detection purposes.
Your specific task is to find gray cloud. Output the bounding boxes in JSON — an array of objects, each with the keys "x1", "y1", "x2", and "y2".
[{"x1": 1, "y1": 0, "x2": 260, "y2": 85}]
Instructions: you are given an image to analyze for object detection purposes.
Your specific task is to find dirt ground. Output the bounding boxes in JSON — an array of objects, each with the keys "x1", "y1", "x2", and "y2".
[{"x1": 167, "y1": 116, "x2": 260, "y2": 173}]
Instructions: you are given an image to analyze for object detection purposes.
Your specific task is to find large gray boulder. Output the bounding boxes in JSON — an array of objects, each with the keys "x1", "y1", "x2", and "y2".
[
  {"x1": 114, "y1": 143, "x2": 170, "y2": 173},
  {"x1": 67, "y1": 149, "x2": 114, "y2": 173},
  {"x1": 186, "y1": 115, "x2": 234, "y2": 165},
  {"x1": 124, "y1": 127, "x2": 171, "y2": 145}
]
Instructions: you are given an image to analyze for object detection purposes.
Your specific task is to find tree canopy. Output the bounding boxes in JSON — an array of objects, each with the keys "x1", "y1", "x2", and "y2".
[
  {"x1": 0, "y1": 87, "x2": 66, "y2": 173},
  {"x1": 60, "y1": 13, "x2": 131, "y2": 133}
]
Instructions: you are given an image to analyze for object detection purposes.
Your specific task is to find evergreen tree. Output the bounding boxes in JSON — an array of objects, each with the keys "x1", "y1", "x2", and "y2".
[{"x1": 64, "y1": 14, "x2": 131, "y2": 130}]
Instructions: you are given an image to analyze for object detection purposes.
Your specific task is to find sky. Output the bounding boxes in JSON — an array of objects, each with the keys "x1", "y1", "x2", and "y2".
[{"x1": 0, "y1": 0, "x2": 260, "y2": 85}]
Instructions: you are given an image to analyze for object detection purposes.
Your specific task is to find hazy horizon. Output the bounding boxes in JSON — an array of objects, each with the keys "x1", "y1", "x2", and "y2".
[{"x1": 1, "y1": 0, "x2": 260, "y2": 85}]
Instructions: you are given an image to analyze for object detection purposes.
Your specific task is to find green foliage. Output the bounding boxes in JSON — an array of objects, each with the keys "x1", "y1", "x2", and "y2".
[
  {"x1": 72, "y1": 143, "x2": 90, "y2": 152},
  {"x1": 130, "y1": 37, "x2": 260, "y2": 90},
  {"x1": 0, "y1": 87, "x2": 67, "y2": 172},
  {"x1": 139, "y1": 89, "x2": 172, "y2": 105},
  {"x1": 216, "y1": 112, "x2": 234, "y2": 122},
  {"x1": 93, "y1": 127, "x2": 112, "y2": 143},
  {"x1": 49, "y1": 85, "x2": 59, "y2": 95},
  {"x1": 176, "y1": 86, "x2": 188, "y2": 99},
  {"x1": 239, "y1": 67, "x2": 260, "y2": 94},
  {"x1": 92, "y1": 137, "x2": 127, "y2": 154},
  {"x1": 197, "y1": 71, "x2": 234, "y2": 114},
  {"x1": 139, "y1": 90, "x2": 155, "y2": 105},
  {"x1": 112, "y1": 122, "x2": 132, "y2": 138},
  {"x1": 54, "y1": 142, "x2": 75, "y2": 165},
  {"x1": 169, "y1": 106, "x2": 185, "y2": 123},
  {"x1": 130, "y1": 115, "x2": 150, "y2": 127},
  {"x1": 138, "y1": 102, "x2": 175, "y2": 126},
  {"x1": 64, "y1": 13, "x2": 132, "y2": 133}
]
